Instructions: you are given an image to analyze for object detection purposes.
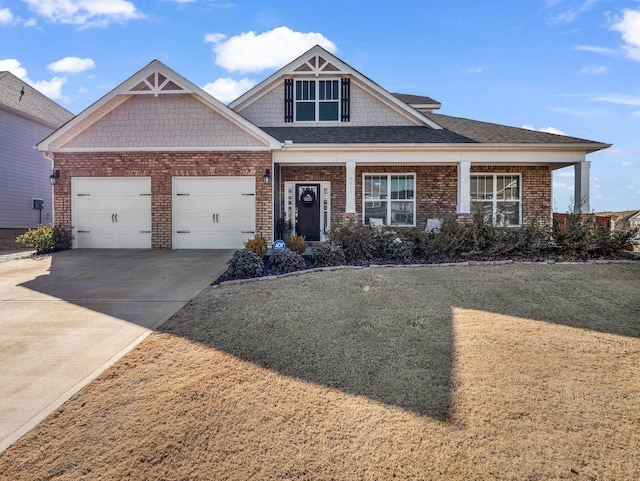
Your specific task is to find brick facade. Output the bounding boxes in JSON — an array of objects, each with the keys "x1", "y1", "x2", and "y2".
[
  {"x1": 280, "y1": 163, "x2": 552, "y2": 230},
  {"x1": 53, "y1": 151, "x2": 272, "y2": 249}
]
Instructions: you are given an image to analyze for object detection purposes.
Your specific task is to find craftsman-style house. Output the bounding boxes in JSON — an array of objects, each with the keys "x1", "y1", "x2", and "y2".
[{"x1": 37, "y1": 46, "x2": 609, "y2": 248}]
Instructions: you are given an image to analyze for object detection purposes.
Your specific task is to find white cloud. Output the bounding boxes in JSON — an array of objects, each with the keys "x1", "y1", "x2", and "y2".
[
  {"x1": 202, "y1": 77, "x2": 256, "y2": 104},
  {"x1": 47, "y1": 56, "x2": 95, "y2": 73},
  {"x1": 31, "y1": 76, "x2": 66, "y2": 99},
  {"x1": 22, "y1": 0, "x2": 144, "y2": 27},
  {"x1": 522, "y1": 124, "x2": 567, "y2": 135},
  {"x1": 592, "y1": 94, "x2": 640, "y2": 106},
  {"x1": 24, "y1": 17, "x2": 37, "y2": 26},
  {"x1": 631, "y1": 110, "x2": 640, "y2": 118},
  {"x1": 0, "y1": 58, "x2": 28, "y2": 78},
  {"x1": 611, "y1": 8, "x2": 640, "y2": 61},
  {"x1": 572, "y1": 45, "x2": 618, "y2": 56},
  {"x1": 204, "y1": 32, "x2": 226, "y2": 43},
  {"x1": 556, "y1": 171, "x2": 575, "y2": 178},
  {"x1": 580, "y1": 64, "x2": 607, "y2": 74},
  {"x1": 547, "y1": 0, "x2": 602, "y2": 24},
  {"x1": 0, "y1": 58, "x2": 67, "y2": 99},
  {"x1": 0, "y1": 7, "x2": 13, "y2": 24},
  {"x1": 205, "y1": 26, "x2": 337, "y2": 73}
]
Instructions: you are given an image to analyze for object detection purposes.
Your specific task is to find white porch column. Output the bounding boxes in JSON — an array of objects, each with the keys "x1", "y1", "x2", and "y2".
[
  {"x1": 457, "y1": 161, "x2": 471, "y2": 214},
  {"x1": 574, "y1": 161, "x2": 590, "y2": 214},
  {"x1": 345, "y1": 161, "x2": 356, "y2": 213}
]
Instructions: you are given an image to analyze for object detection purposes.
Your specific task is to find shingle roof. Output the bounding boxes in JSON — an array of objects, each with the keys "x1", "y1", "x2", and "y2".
[
  {"x1": 392, "y1": 93, "x2": 440, "y2": 107},
  {"x1": 424, "y1": 112, "x2": 607, "y2": 146},
  {"x1": 262, "y1": 126, "x2": 477, "y2": 144},
  {"x1": 0, "y1": 71, "x2": 73, "y2": 127}
]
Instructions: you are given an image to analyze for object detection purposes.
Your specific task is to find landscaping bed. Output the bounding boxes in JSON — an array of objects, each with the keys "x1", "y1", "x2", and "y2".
[{"x1": 215, "y1": 216, "x2": 639, "y2": 283}]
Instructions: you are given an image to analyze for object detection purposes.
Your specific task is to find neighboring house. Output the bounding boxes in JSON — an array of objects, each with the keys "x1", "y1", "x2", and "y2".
[
  {"x1": 37, "y1": 46, "x2": 609, "y2": 249},
  {"x1": 0, "y1": 72, "x2": 73, "y2": 229},
  {"x1": 630, "y1": 212, "x2": 640, "y2": 234},
  {"x1": 612, "y1": 210, "x2": 640, "y2": 239}
]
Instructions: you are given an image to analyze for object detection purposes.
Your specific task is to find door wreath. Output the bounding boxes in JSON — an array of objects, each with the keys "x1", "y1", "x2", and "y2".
[{"x1": 299, "y1": 188, "x2": 317, "y2": 206}]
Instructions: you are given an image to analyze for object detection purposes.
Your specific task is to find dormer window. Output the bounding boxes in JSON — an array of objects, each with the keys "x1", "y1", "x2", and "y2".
[
  {"x1": 295, "y1": 80, "x2": 339, "y2": 121},
  {"x1": 285, "y1": 78, "x2": 350, "y2": 123}
]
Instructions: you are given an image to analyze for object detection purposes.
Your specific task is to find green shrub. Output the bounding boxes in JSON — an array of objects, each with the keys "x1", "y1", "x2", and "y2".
[
  {"x1": 15, "y1": 225, "x2": 71, "y2": 254},
  {"x1": 286, "y1": 233, "x2": 307, "y2": 255},
  {"x1": 244, "y1": 236, "x2": 267, "y2": 257},
  {"x1": 312, "y1": 242, "x2": 346, "y2": 267},
  {"x1": 376, "y1": 228, "x2": 414, "y2": 261},
  {"x1": 420, "y1": 218, "x2": 468, "y2": 261},
  {"x1": 592, "y1": 227, "x2": 637, "y2": 257},
  {"x1": 551, "y1": 215, "x2": 635, "y2": 259},
  {"x1": 552, "y1": 214, "x2": 592, "y2": 258},
  {"x1": 268, "y1": 248, "x2": 307, "y2": 274},
  {"x1": 326, "y1": 222, "x2": 377, "y2": 263},
  {"x1": 225, "y1": 249, "x2": 264, "y2": 280}
]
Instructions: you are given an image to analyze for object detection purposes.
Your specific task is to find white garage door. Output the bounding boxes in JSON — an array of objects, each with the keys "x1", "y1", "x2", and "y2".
[
  {"x1": 173, "y1": 177, "x2": 256, "y2": 249},
  {"x1": 72, "y1": 177, "x2": 152, "y2": 248}
]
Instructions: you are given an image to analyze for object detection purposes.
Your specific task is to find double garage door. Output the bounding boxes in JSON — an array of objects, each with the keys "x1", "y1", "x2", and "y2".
[{"x1": 72, "y1": 177, "x2": 255, "y2": 249}]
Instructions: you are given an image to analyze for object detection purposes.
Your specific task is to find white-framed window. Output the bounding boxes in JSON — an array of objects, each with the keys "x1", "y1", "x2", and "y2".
[
  {"x1": 470, "y1": 173, "x2": 521, "y2": 226},
  {"x1": 295, "y1": 79, "x2": 340, "y2": 122},
  {"x1": 363, "y1": 173, "x2": 416, "y2": 227}
]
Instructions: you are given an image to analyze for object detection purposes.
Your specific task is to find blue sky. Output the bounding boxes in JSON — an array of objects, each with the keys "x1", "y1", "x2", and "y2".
[{"x1": 1, "y1": 0, "x2": 639, "y2": 212}]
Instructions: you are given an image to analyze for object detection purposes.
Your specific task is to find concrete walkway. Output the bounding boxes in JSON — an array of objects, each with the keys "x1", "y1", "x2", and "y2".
[{"x1": 0, "y1": 249, "x2": 232, "y2": 453}]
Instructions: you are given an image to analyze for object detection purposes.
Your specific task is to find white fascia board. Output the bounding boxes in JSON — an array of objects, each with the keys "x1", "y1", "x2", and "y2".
[{"x1": 278, "y1": 142, "x2": 606, "y2": 154}]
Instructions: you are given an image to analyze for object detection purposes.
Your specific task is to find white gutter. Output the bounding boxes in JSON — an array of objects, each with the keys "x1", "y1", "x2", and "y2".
[{"x1": 278, "y1": 142, "x2": 611, "y2": 153}]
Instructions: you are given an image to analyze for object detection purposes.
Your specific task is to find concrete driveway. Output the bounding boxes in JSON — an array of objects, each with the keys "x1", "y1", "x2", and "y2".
[{"x1": 0, "y1": 249, "x2": 232, "y2": 453}]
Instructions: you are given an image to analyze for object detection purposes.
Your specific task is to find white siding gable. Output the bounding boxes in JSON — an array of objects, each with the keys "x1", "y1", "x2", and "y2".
[
  {"x1": 238, "y1": 79, "x2": 418, "y2": 128},
  {"x1": 61, "y1": 94, "x2": 267, "y2": 150}
]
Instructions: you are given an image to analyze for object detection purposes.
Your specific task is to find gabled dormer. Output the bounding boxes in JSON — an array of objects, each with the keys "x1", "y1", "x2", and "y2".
[{"x1": 229, "y1": 45, "x2": 442, "y2": 129}]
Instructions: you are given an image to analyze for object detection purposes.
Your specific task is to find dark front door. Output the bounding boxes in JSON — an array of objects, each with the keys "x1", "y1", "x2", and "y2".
[{"x1": 295, "y1": 183, "x2": 321, "y2": 241}]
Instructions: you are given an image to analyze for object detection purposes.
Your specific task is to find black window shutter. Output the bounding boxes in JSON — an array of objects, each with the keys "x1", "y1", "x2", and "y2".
[
  {"x1": 341, "y1": 78, "x2": 350, "y2": 122},
  {"x1": 284, "y1": 79, "x2": 294, "y2": 123}
]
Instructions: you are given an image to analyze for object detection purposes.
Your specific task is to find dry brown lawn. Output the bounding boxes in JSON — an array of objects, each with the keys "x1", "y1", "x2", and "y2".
[{"x1": 1, "y1": 263, "x2": 639, "y2": 480}]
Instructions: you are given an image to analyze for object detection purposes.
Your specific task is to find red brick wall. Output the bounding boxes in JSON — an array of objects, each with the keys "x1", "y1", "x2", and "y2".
[
  {"x1": 53, "y1": 151, "x2": 272, "y2": 248},
  {"x1": 281, "y1": 164, "x2": 552, "y2": 229}
]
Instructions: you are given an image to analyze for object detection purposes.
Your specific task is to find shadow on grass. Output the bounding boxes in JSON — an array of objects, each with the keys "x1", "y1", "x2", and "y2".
[
  {"x1": 160, "y1": 272, "x2": 454, "y2": 420},
  {"x1": 159, "y1": 263, "x2": 640, "y2": 421}
]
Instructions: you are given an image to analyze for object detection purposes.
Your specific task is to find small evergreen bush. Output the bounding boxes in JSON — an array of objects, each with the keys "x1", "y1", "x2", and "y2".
[
  {"x1": 268, "y1": 248, "x2": 307, "y2": 274},
  {"x1": 244, "y1": 236, "x2": 267, "y2": 257},
  {"x1": 312, "y1": 242, "x2": 345, "y2": 267},
  {"x1": 326, "y1": 222, "x2": 377, "y2": 263},
  {"x1": 286, "y1": 234, "x2": 307, "y2": 255},
  {"x1": 376, "y1": 228, "x2": 414, "y2": 261},
  {"x1": 15, "y1": 225, "x2": 71, "y2": 254},
  {"x1": 225, "y1": 249, "x2": 264, "y2": 280}
]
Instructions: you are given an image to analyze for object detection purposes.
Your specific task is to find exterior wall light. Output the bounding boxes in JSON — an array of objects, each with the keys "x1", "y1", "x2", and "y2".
[
  {"x1": 263, "y1": 168, "x2": 271, "y2": 184},
  {"x1": 49, "y1": 170, "x2": 60, "y2": 185}
]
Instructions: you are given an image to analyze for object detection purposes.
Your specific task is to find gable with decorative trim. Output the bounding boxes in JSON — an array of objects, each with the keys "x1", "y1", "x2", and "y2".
[
  {"x1": 60, "y1": 94, "x2": 267, "y2": 150},
  {"x1": 230, "y1": 45, "x2": 440, "y2": 129}
]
